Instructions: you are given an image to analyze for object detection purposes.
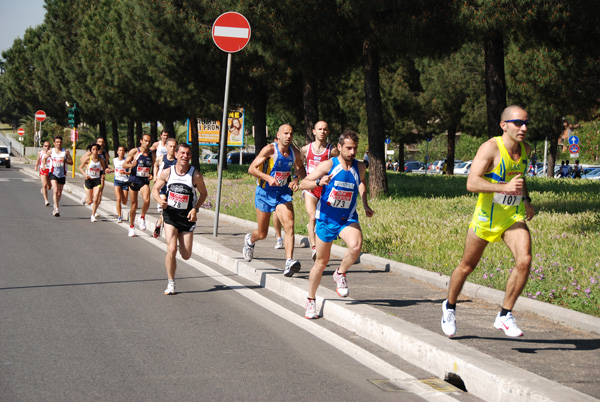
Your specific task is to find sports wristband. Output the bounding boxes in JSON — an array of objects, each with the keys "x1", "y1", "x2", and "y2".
[{"x1": 524, "y1": 196, "x2": 532, "y2": 204}]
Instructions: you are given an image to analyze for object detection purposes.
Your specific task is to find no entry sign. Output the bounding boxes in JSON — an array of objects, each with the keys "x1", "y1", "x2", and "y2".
[
  {"x1": 18, "y1": 128, "x2": 25, "y2": 136},
  {"x1": 35, "y1": 110, "x2": 46, "y2": 122},
  {"x1": 212, "y1": 12, "x2": 251, "y2": 53}
]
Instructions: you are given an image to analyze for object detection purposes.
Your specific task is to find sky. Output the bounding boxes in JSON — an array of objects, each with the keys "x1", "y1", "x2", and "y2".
[{"x1": 0, "y1": 0, "x2": 47, "y2": 56}]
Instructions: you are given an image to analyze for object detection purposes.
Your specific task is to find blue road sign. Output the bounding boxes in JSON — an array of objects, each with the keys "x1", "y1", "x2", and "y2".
[
  {"x1": 569, "y1": 136, "x2": 579, "y2": 145},
  {"x1": 569, "y1": 144, "x2": 580, "y2": 154},
  {"x1": 385, "y1": 137, "x2": 391, "y2": 144}
]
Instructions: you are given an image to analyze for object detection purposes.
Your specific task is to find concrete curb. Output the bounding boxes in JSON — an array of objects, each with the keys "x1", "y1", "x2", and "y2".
[{"x1": 21, "y1": 166, "x2": 599, "y2": 402}]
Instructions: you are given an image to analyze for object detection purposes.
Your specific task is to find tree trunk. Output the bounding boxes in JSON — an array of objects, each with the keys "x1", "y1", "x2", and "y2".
[
  {"x1": 189, "y1": 116, "x2": 200, "y2": 172},
  {"x1": 98, "y1": 121, "x2": 107, "y2": 144},
  {"x1": 484, "y1": 31, "x2": 507, "y2": 139},
  {"x1": 135, "y1": 120, "x2": 143, "y2": 145},
  {"x1": 397, "y1": 142, "x2": 404, "y2": 170},
  {"x1": 164, "y1": 121, "x2": 176, "y2": 138},
  {"x1": 446, "y1": 126, "x2": 457, "y2": 175},
  {"x1": 547, "y1": 117, "x2": 562, "y2": 177},
  {"x1": 111, "y1": 119, "x2": 120, "y2": 154},
  {"x1": 362, "y1": 36, "x2": 388, "y2": 197},
  {"x1": 302, "y1": 71, "x2": 319, "y2": 145},
  {"x1": 150, "y1": 121, "x2": 158, "y2": 143},
  {"x1": 253, "y1": 82, "x2": 269, "y2": 155},
  {"x1": 127, "y1": 120, "x2": 135, "y2": 150}
]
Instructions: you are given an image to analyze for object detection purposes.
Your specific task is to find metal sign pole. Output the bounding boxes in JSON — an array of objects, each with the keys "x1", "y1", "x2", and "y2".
[{"x1": 213, "y1": 53, "x2": 233, "y2": 237}]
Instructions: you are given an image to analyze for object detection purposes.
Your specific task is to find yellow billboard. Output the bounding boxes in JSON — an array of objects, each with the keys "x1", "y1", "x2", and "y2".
[{"x1": 187, "y1": 108, "x2": 245, "y2": 147}]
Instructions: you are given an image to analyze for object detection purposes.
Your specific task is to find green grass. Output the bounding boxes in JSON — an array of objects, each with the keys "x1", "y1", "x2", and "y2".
[{"x1": 193, "y1": 166, "x2": 600, "y2": 317}]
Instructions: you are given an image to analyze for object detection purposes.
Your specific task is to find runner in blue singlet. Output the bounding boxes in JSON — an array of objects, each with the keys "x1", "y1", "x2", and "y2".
[{"x1": 299, "y1": 130, "x2": 374, "y2": 319}]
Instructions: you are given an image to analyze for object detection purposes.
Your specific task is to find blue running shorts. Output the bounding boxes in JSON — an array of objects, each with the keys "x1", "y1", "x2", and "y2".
[{"x1": 255, "y1": 185, "x2": 293, "y2": 213}]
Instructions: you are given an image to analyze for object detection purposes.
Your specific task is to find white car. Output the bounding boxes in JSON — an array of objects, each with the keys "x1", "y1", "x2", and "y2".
[
  {"x1": 202, "y1": 153, "x2": 219, "y2": 164},
  {"x1": 0, "y1": 146, "x2": 11, "y2": 168},
  {"x1": 455, "y1": 161, "x2": 472, "y2": 175}
]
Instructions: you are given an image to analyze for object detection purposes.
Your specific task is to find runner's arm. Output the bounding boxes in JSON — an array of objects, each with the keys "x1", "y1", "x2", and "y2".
[
  {"x1": 299, "y1": 159, "x2": 333, "y2": 191},
  {"x1": 151, "y1": 168, "x2": 170, "y2": 207},
  {"x1": 248, "y1": 144, "x2": 277, "y2": 186},
  {"x1": 467, "y1": 139, "x2": 523, "y2": 194},
  {"x1": 122, "y1": 149, "x2": 137, "y2": 169},
  {"x1": 187, "y1": 171, "x2": 209, "y2": 222},
  {"x1": 79, "y1": 155, "x2": 90, "y2": 179}
]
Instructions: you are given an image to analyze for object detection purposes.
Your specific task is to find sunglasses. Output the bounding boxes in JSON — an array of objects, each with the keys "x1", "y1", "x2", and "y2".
[{"x1": 504, "y1": 119, "x2": 531, "y2": 127}]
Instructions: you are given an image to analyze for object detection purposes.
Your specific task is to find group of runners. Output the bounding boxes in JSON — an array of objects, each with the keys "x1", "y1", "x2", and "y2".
[{"x1": 33, "y1": 106, "x2": 536, "y2": 335}]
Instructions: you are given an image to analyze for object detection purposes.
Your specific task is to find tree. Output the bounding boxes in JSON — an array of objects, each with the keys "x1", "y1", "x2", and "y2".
[{"x1": 417, "y1": 43, "x2": 486, "y2": 174}]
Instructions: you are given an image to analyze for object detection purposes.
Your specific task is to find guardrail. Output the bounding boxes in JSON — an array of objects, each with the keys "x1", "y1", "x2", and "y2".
[{"x1": 0, "y1": 131, "x2": 24, "y2": 156}]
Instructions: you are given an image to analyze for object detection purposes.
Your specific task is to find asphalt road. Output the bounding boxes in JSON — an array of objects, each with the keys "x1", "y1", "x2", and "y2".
[{"x1": 0, "y1": 166, "x2": 480, "y2": 402}]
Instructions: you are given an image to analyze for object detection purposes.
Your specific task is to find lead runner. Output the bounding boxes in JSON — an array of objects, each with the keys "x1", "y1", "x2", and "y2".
[{"x1": 299, "y1": 130, "x2": 374, "y2": 319}]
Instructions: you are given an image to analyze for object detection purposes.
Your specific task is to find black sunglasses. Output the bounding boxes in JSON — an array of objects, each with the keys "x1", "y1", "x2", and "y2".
[{"x1": 504, "y1": 119, "x2": 531, "y2": 127}]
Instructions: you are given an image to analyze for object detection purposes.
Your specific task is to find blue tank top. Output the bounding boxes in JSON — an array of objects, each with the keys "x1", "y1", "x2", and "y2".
[
  {"x1": 129, "y1": 148, "x2": 153, "y2": 184},
  {"x1": 259, "y1": 143, "x2": 295, "y2": 189},
  {"x1": 316, "y1": 158, "x2": 360, "y2": 224}
]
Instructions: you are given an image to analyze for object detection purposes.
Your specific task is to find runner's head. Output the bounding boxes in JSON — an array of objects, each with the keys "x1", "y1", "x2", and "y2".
[
  {"x1": 140, "y1": 134, "x2": 151, "y2": 150},
  {"x1": 175, "y1": 143, "x2": 191, "y2": 165},
  {"x1": 90, "y1": 143, "x2": 101, "y2": 155},
  {"x1": 96, "y1": 137, "x2": 105, "y2": 149},
  {"x1": 337, "y1": 131, "x2": 359, "y2": 162},
  {"x1": 276, "y1": 124, "x2": 293, "y2": 147},
  {"x1": 117, "y1": 146, "x2": 127, "y2": 158},
  {"x1": 166, "y1": 138, "x2": 177, "y2": 157},
  {"x1": 500, "y1": 105, "x2": 529, "y2": 142},
  {"x1": 160, "y1": 129, "x2": 169, "y2": 142},
  {"x1": 53, "y1": 136, "x2": 63, "y2": 148},
  {"x1": 312, "y1": 121, "x2": 330, "y2": 142}
]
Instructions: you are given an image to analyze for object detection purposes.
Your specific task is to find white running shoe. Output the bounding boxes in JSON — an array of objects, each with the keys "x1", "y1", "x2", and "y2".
[
  {"x1": 81, "y1": 196, "x2": 86, "y2": 205},
  {"x1": 333, "y1": 269, "x2": 349, "y2": 297},
  {"x1": 128, "y1": 226, "x2": 136, "y2": 237},
  {"x1": 441, "y1": 299, "x2": 457, "y2": 337},
  {"x1": 138, "y1": 216, "x2": 146, "y2": 231},
  {"x1": 117, "y1": 216, "x2": 123, "y2": 223},
  {"x1": 494, "y1": 312, "x2": 523, "y2": 337},
  {"x1": 53, "y1": 209, "x2": 60, "y2": 217},
  {"x1": 242, "y1": 233, "x2": 255, "y2": 261},
  {"x1": 311, "y1": 246, "x2": 317, "y2": 261},
  {"x1": 274, "y1": 237, "x2": 284, "y2": 249},
  {"x1": 157, "y1": 205, "x2": 162, "y2": 213},
  {"x1": 164, "y1": 281, "x2": 175, "y2": 295},
  {"x1": 91, "y1": 215, "x2": 97, "y2": 222},
  {"x1": 283, "y1": 259, "x2": 301, "y2": 277},
  {"x1": 44, "y1": 201, "x2": 50, "y2": 206},
  {"x1": 95, "y1": 213, "x2": 99, "y2": 218},
  {"x1": 305, "y1": 299, "x2": 318, "y2": 319}
]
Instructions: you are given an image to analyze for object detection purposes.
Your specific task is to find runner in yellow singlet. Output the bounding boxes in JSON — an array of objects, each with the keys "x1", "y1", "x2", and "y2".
[{"x1": 441, "y1": 105, "x2": 536, "y2": 338}]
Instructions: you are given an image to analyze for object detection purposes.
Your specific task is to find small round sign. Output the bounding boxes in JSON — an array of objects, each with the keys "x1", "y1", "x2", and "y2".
[
  {"x1": 569, "y1": 144, "x2": 580, "y2": 154},
  {"x1": 212, "y1": 12, "x2": 251, "y2": 53},
  {"x1": 35, "y1": 110, "x2": 46, "y2": 122},
  {"x1": 18, "y1": 128, "x2": 25, "y2": 136}
]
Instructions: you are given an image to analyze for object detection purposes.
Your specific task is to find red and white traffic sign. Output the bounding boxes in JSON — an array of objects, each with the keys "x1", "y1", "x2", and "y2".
[
  {"x1": 18, "y1": 128, "x2": 25, "y2": 136},
  {"x1": 569, "y1": 144, "x2": 580, "y2": 154},
  {"x1": 212, "y1": 12, "x2": 251, "y2": 53},
  {"x1": 35, "y1": 110, "x2": 46, "y2": 122},
  {"x1": 70, "y1": 129, "x2": 79, "y2": 142}
]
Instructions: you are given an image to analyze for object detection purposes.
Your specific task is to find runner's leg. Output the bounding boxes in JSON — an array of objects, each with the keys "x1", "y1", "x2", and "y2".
[
  {"x1": 501, "y1": 222, "x2": 532, "y2": 310},
  {"x1": 336, "y1": 223, "x2": 363, "y2": 274},
  {"x1": 447, "y1": 228, "x2": 488, "y2": 304},
  {"x1": 276, "y1": 202, "x2": 295, "y2": 260}
]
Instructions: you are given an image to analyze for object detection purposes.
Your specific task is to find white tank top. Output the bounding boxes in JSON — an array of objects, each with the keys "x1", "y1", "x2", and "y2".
[
  {"x1": 113, "y1": 158, "x2": 129, "y2": 182},
  {"x1": 50, "y1": 148, "x2": 67, "y2": 178},
  {"x1": 87, "y1": 158, "x2": 103, "y2": 179}
]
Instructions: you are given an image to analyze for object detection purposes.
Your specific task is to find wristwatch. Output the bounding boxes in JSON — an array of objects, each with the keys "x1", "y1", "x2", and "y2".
[
  {"x1": 524, "y1": 196, "x2": 532, "y2": 204},
  {"x1": 315, "y1": 178, "x2": 321, "y2": 187}
]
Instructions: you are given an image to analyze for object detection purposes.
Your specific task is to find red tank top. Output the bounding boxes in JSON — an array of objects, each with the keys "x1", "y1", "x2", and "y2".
[{"x1": 306, "y1": 143, "x2": 331, "y2": 174}]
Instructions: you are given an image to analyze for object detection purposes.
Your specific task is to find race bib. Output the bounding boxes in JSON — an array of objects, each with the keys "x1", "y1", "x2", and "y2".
[
  {"x1": 307, "y1": 159, "x2": 319, "y2": 174},
  {"x1": 115, "y1": 168, "x2": 128, "y2": 181},
  {"x1": 273, "y1": 171, "x2": 290, "y2": 187},
  {"x1": 327, "y1": 188, "x2": 352, "y2": 209},
  {"x1": 88, "y1": 167, "x2": 101, "y2": 178},
  {"x1": 168, "y1": 192, "x2": 190, "y2": 209},
  {"x1": 52, "y1": 157, "x2": 64, "y2": 168},
  {"x1": 493, "y1": 182, "x2": 522, "y2": 206},
  {"x1": 137, "y1": 166, "x2": 150, "y2": 177}
]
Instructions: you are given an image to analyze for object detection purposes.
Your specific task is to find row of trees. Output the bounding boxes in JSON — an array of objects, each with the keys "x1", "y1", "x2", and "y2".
[{"x1": 1, "y1": 0, "x2": 599, "y2": 195}]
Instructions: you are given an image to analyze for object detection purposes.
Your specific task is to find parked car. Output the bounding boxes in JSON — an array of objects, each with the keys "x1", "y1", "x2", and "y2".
[
  {"x1": 428, "y1": 159, "x2": 463, "y2": 173},
  {"x1": 454, "y1": 161, "x2": 472, "y2": 175},
  {"x1": 582, "y1": 168, "x2": 600, "y2": 180},
  {"x1": 0, "y1": 146, "x2": 11, "y2": 168},
  {"x1": 404, "y1": 161, "x2": 425, "y2": 173},
  {"x1": 227, "y1": 152, "x2": 256, "y2": 165},
  {"x1": 203, "y1": 153, "x2": 219, "y2": 164}
]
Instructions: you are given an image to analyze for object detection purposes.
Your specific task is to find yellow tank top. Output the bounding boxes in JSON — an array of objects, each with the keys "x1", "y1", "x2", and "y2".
[{"x1": 469, "y1": 137, "x2": 528, "y2": 242}]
